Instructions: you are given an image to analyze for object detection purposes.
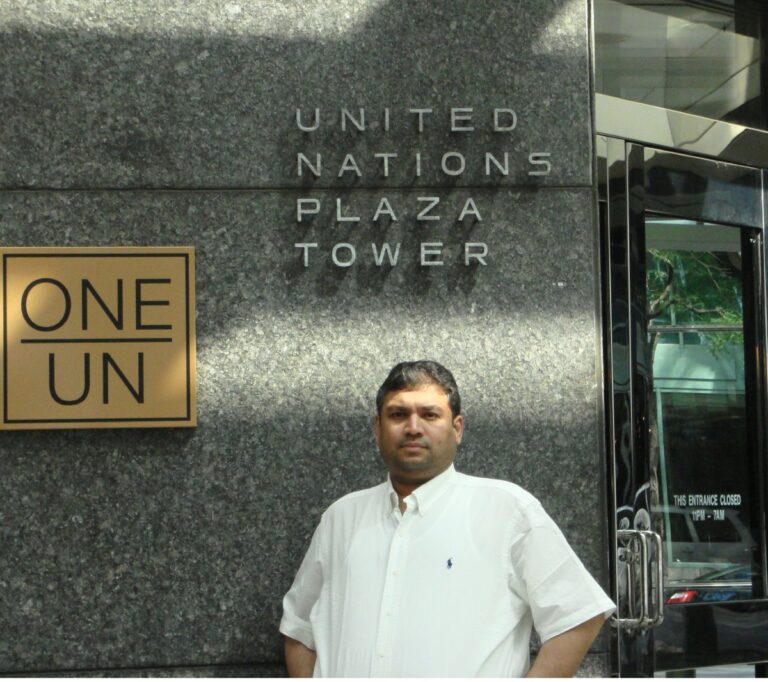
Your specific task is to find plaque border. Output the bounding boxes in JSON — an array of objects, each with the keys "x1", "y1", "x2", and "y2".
[{"x1": 2, "y1": 250, "x2": 195, "y2": 427}]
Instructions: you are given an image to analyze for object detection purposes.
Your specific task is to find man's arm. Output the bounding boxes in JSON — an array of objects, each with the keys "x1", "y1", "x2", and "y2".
[
  {"x1": 526, "y1": 613, "x2": 606, "y2": 678},
  {"x1": 284, "y1": 636, "x2": 317, "y2": 677}
]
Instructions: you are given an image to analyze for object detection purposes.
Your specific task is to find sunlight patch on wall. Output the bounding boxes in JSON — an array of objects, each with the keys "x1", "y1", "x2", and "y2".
[
  {"x1": 196, "y1": 309, "x2": 598, "y2": 423},
  {"x1": 533, "y1": 0, "x2": 585, "y2": 55},
  {"x1": 0, "y1": 0, "x2": 389, "y2": 40}
]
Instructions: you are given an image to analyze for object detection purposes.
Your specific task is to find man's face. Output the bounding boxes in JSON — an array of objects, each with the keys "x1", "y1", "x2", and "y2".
[{"x1": 374, "y1": 383, "x2": 464, "y2": 485}]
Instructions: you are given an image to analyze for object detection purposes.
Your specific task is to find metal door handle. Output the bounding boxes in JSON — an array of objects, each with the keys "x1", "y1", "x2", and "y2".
[
  {"x1": 641, "y1": 530, "x2": 664, "y2": 627},
  {"x1": 614, "y1": 528, "x2": 664, "y2": 630},
  {"x1": 614, "y1": 529, "x2": 646, "y2": 628}
]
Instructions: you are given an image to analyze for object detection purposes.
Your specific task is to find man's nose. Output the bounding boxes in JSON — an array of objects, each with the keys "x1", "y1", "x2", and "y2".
[{"x1": 404, "y1": 413, "x2": 423, "y2": 434}]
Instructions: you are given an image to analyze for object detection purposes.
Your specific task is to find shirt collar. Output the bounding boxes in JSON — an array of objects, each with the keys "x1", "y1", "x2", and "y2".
[{"x1": 386, "y1": 464, "x2": 457, "y2": 517}]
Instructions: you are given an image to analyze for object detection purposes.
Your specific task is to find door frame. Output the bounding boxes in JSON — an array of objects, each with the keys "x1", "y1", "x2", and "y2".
[
  {"x1": 596, "y1": 93, "x2": 768, "y2": 167},
  {"x1": 597, "y1": 94, "x2": 768, "y2": 676}
]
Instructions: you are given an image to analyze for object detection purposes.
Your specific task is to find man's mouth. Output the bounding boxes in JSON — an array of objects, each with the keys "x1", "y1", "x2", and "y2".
[{"x1": 400, "y1": 441, "x2": 428, "y2": 451}]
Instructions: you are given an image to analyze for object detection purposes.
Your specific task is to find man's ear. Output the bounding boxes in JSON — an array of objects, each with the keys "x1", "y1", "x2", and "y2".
[
  {"x1": 373, "y1": 413, "x2": 381, "y2": 445},
  {"x1": 453, "y1": 414, "x2": 464, "y2": 444}
]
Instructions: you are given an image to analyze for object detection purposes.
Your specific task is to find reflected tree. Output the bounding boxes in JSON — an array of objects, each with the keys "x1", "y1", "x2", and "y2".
[{"x1": 646, "y1": 249, "x2": 743, "y2": 356}]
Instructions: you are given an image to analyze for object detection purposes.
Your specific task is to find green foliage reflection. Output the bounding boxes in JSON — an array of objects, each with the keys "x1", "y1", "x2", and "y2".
[{"x1": 647, "y1": 249, "x2": 743, "y2": 355}]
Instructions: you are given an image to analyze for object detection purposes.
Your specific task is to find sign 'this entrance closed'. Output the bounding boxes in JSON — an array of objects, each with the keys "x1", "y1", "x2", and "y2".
[{"x1": 0, "y1": 248, "x2": 196, "y2": 429}]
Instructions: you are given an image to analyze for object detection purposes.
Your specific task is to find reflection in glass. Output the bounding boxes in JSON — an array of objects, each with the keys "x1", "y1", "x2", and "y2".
[
  {"x1": 645, "y1": 217, "x2": 758, "y2": 604},
  {"x1": 595, "y1": 0, "x2": 766, "y2": 129},
  {"x1": 656, "y1": 662, "x2": 756, "y2": 677}
]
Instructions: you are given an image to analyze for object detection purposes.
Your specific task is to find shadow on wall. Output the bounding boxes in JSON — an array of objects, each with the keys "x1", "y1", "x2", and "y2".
[
  {"x1": 0, "y1": 0, "x2": 596, "y2": 676},
  {"x1": 0, "y1": 0, "x2": 589, "y2": 189}
]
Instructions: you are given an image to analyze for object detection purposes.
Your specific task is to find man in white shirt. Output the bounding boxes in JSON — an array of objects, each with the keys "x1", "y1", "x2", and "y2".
[{"x1": 280, "y1": 360, "x2": 615, "y2": 677}]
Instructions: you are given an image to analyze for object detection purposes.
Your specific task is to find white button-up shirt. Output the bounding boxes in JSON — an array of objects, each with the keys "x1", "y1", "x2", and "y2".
[{"x1": 280, "y1": 465, "x2": 615, "y2": 677}]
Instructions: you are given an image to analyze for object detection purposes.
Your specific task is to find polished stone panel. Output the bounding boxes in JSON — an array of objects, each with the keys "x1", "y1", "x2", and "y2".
[
  {"x1": 0, "y1": 0, "x2": 610, "y2": 676},
  {"x1": 577, "y1": 653, "x2": 611, "y2": 677},
  {"x1": 8, "y1": 663, "x2": 285, "y2": 678},
  {"x1": 0, "y1": 187, "x2": 607, "y2": 672},
  {"x1": 0, "y1": 0, "x2": 590, "y2": 189},
  {"x1": 8, "y1": 656, "x2": 611, "y2": 677}
]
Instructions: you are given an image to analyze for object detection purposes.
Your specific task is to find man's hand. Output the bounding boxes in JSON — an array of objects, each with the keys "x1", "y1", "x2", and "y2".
[
  {"x1": 284, "y1": 636, "x2": 317, "y2": 677},
  {"x1": 526, "y1": 613, "x2": 607, "y2": 677}
]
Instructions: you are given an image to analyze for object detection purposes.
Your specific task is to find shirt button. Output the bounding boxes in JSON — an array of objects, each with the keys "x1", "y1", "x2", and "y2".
[
  {"x1": 378, "y1": 653, "x2": 385, "y2": 658},
  {"x1": 385, "y1": 610, "x2": 392, "y2": 616},
  {"x1": 392, "y1": 570, "x2": 399, "y2": 576}
]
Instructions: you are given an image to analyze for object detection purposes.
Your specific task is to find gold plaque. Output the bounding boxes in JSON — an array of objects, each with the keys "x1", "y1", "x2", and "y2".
[{"x1": 0, "y1": 247, "x2": 196, "y2": 429}]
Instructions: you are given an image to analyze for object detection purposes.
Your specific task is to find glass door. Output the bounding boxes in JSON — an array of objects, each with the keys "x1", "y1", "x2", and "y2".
[{"x1": 601, "y1": 140, "x2": 768, "y2": 676}]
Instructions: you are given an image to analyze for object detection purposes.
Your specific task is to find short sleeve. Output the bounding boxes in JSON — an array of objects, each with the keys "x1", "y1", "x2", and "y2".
[
  {"x1": 279, "y1": 522, "x2": 324, "y2": 650},
  {"x1": 508, "y1": 504, "x2": 616, "y2": 643}
]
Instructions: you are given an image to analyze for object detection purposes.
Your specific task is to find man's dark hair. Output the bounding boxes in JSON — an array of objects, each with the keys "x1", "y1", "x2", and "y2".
[{"x1": 376, "y1": 360, "x2": 461, "y2": 417}]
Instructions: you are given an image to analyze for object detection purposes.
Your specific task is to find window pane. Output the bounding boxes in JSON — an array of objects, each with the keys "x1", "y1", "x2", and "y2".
[
  {"x1": 646, "y1": 218, "x2": 760, "y2": 604},
  {"x1": 595, "y1": 0, "x2": 766, "y2": 129}
]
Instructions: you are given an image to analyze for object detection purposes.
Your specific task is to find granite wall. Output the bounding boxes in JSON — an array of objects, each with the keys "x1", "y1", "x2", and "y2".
[{"x1": 0, "y1": 0, "x2": 610, "y2": 676}]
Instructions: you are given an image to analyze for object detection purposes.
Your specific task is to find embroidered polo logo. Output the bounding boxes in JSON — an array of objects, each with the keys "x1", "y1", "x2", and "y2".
[{"x1": 447, "y1": 558, "x2": 453, "y2": 569}]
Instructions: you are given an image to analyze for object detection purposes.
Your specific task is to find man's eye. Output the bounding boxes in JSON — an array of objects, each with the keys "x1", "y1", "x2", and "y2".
[{"x1": 423, "y1": 413, "x2": 438, "y2": 419}]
